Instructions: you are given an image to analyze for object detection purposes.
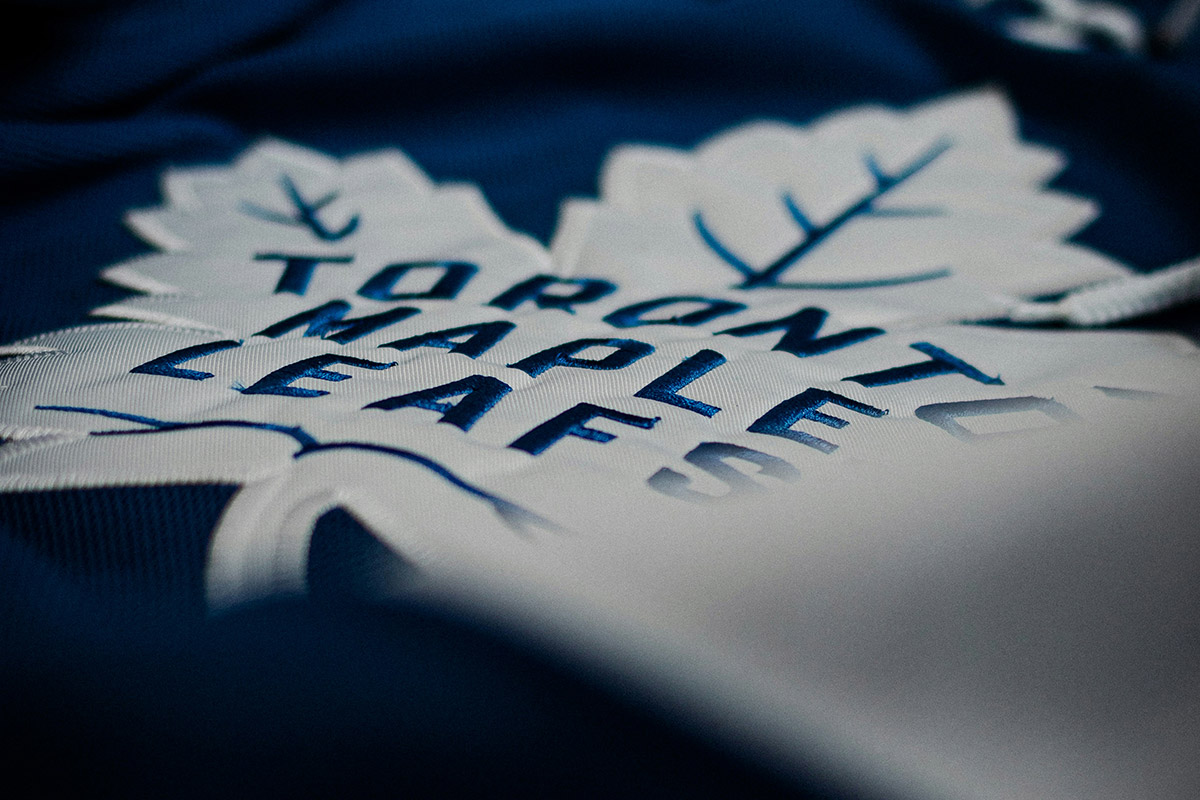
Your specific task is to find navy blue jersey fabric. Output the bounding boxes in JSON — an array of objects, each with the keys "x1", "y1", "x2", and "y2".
[{"x1": 1, "y1": 1, "x2": 1198, "y2": 795}]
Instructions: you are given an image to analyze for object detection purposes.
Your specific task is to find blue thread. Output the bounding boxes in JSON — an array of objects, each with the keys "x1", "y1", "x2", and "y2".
[
  {"x1": 241, "y1": 355, "x2": 396, "y2": 397},
  {"x1": 258, "y1": 301, "x2": 352, "y2": 338},
  {"x1": 254, "y1": 253, "x2": 354, "y2": 295},
  {"x1": 255, "y1": 301, "x2": 419, "y2": 344},
  {"x1": 1094, "y1": 385, "x2": 1164, "y2": 401},
  {"x1": 694, "y1": 139, "x2": 951, "y2": 289},
  {"x1": 863, "y1": 153, "x2": 888, "y2": 185},
  {"x1": 365, "y1": 375, "x2": 511, "y2": 431},
  {"x1": 634, "y1": 349, "x2": 726, "y2": 417},
  {"x1": 357, "y1": 261, "x2": 477, "y2": 301},
  {"x1": 240, "y1": 174, "x2": 360, "y2": 241},
  {"x1": 320, "y1": 308, "x2": 420, "y2": 345},
  {"x1": 295, "y1": 442, "x2": 553, "y2": 532},
  {"x1": 603, "y1": 296, "x2": 747, "y2": 328},
  {"x1": 508, "y1": 338, "x2": 654, "y2": 378},
  {"x1": 694, "y1": 211, "x2": 948, "y2": 289},
  {"x1": 36, "y1": 405, "x2": 551, "y2": 534},
  {"x1": 130, "y1": 339, "x2": 242, "y2": 381},
  {"x1": 692, "y1": 214, "x2": 756, "y2": 281},
  {"x1": 846, "y1": 342, "x2": 1003, "y2": 387},
  {"x1": 379, "y1": 321, "x2": 515, "y2": 359},
  {"x1": 646, "y1": 468, "x2": 692, "y2": 499},
  {"x1": 861, "y1": 207, "x2": 945, "y2": 218},
  {"x1": 488, "y1": 275, "x2": 617, "y2": 313},
  {"x1": 915, "y1": 396, "x2": 1079, "y2": 442},
  {"x1": 770, "y1": 269, "x2": 952, "y2": 290},
  {"x1": 37, "y1": 405, "x2": 321, "y2": 450},
  {"x1": 748, "y1": 388, "x2": 887, "y2": 453},
  {"x1": 781, "y1": 193, "x2": 816, "y2": 236},
  {"x1": 718, "y1": 307, "x2": 884, "y2": 357},
  {"x1": 647, "y1": 442, "x2": 800, "y2": 502},
  {"x1": 509, "y1": 402, "x2": 659, "y2": 456}
]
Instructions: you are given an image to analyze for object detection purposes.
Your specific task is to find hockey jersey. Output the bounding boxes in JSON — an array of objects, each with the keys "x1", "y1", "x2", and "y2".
[{"x1": 2, "y1": 2, "x2": 1199, "y2": 797}]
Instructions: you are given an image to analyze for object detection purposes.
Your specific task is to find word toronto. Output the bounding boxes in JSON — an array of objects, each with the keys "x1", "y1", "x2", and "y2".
[{"x1": 121, "y1": 256, "x2": 1075, "y2": 495}]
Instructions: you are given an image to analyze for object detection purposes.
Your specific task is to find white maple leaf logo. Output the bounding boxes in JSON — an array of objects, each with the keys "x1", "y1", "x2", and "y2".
[{"x1": 1, "y1": 89, "x2": 1196, "y2": 608}]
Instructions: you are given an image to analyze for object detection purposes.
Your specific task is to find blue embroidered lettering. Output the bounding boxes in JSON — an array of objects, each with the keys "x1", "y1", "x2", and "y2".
[
  {"x1": 634, "y1": 349, "x2": 726, "y2": 417},
  {"x1": 253, "y1": 253, "x2": 354, "y2": 295},
  {"x1": 365, "y1": 375, "x2": 512, "y2": 432},
  {"x1": 241, "y1": 355, "x2": 396, "y2": 398},
  {"x1": 648, "y1": 442, "x2": 800, "y2": 502},
  {"x1": 748, "y1": 388, "x2": 887, "y2": 453},
  {"x1": 129, "y1": 340, "x2": 242, "y2": 381},
  {"x1": 718, "y1": 307, "x2": 883, "y2": 357},
  {"x1": 508, "y1": 338, "x2": 654, "y2": 378},
  {"x1": 915, "y1": 396, "x2": 1079, "y2": 442},
  {"x1": 845, "y1": 342, "x2": 1003, "y2": 387},
  {"x1": 255, "y1": 301, "x2": 419, "y2": 344},
  {"x1": 357, "y1": 261, "x2": 477, "y2": 301},
  {"x1": 509, "y1": 403, "x2": 659, "y2": 456},
  {"x1": 379, "y1": 321, "x2": 515, "y2": 359},
  {"x1": 603, "y1": 296, "x2": 746, "y2": 328},
  {"x1": 488, "y1": 275, "x2": 616, "y2": 313}
]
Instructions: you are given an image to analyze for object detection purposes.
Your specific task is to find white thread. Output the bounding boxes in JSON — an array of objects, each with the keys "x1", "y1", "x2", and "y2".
[{"x1": 1010, "y1": 258, "x2": 1200, "y2": 325}]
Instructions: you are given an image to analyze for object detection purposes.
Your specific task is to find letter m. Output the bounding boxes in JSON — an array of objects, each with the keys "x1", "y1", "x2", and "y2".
[{"x1": 254, "y1": 300, "x2": 419, "y2": 345}]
